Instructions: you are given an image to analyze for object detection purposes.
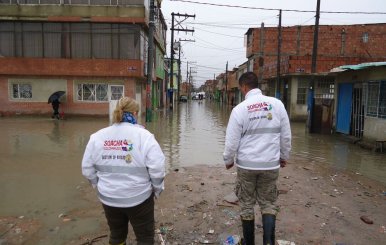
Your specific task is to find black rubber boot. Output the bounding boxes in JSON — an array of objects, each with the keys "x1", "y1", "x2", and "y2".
[
  {"x1": 262, "y1": 214, "x2": 276, "y2": 245},
  {"x1": 242, "y1": 219, "x2": 255, "y2": 245}
]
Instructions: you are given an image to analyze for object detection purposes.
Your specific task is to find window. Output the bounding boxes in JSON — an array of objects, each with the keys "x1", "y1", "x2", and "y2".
[
  {"x1": 43, "y1": 23, "x2": 62, "y2": 58},
  {"x1": 0, "y1": 21, "x2": 141, "y2": 60},
  {"x1": 366, "y1": 81, "x2": 386, "y2": 118},
  {"x1": 110, "y1": 85, "x2": 124, "y2": 100},
  {"x1": 92, "y1": 23, "x2": 112, "y2": 58},
  {"x1": 297, "y1": 80, "x2": 308, "y2": 104},
  {"x1": 12, "y1": 84, "x2": 32, "y2": 99},
  {"x1": 362, "y1": 32, "x2": 369, "y2": 43},
  {"x1": 77, "y1": 83, "x2": 108, "y2": 102},
  {"x1": 71, "y1": 23, "x2": 91, "y2": 58},
  {"x1": 23, "y1": 23, "x2": 43, "y2": 57},
  {"x1": 0, "y1": 22, "x2": 15, "y2": 57},
  {"x1": 316, "y1": 80, "x2": 334, "y2": 99}
]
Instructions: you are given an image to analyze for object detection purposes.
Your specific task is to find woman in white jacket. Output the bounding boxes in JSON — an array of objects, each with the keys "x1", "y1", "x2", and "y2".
[{"x1": 82, "y1": 97, "x2": 165, "y2": 245}]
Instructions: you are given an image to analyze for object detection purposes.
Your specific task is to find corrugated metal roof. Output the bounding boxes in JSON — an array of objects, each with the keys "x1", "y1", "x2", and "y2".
[{"x1": 330, "y1": 62, "x2": 386, "y2": 72}]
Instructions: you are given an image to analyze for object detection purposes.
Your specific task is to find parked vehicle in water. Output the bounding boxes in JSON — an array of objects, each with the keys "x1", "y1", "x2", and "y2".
[{"x1": 179, "y1": 95, "x2": 188, "y2": 102}]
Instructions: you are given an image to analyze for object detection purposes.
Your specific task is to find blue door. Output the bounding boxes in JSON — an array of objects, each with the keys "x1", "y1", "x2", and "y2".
[{"x1": 336, "y1": 83, "x2": 353, "y2": 134}]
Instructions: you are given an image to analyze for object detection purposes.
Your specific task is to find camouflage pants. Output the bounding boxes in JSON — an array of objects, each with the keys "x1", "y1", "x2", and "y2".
[{"x1": 236, "y1": 168, "x2": 279, "y2": 220}]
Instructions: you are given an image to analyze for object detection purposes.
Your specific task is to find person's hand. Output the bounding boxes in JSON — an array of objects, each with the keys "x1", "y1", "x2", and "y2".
[
  {"x1": 226, "y1": 162, "x2": 234, "y2": 170},
  {"x1": 280, "y1": 159, "x2": 287, "y2": 168}
]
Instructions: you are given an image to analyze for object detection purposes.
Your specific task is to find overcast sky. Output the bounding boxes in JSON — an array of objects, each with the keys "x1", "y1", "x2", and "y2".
[{"x1": 161, "y1": 0, "x2": 386, "y2": 87}]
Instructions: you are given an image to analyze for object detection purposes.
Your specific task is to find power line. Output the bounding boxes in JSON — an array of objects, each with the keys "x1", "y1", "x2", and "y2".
[
  {"x1": 170, "y1": 0, "x2": 386, "y2": 15},
  {"x1": 189, "y1": 43, "x2": 245, "y2": 52},
  {"x1": 194, "y1": 27, "x2": 244, "y2": 38}
]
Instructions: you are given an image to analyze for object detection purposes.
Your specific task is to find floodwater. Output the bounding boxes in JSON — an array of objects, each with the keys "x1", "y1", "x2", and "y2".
[{"x1": 1, "y1": 100, "x2": 385, "y2": 244}]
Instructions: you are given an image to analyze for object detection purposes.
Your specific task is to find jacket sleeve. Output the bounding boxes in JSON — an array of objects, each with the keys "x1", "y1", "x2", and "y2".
[
  {"x1": 81, "y1": 135, "x2": 98, "y2": 188},
  {"x1": 223, "y1": 108, "x2": 243, "y2": 166},
  {"x1": 144, "y1": 134, "x2": 166, "y2": 198},
  {"x1": 279, "y1": 102, "x2": 292, "y2": 160}
]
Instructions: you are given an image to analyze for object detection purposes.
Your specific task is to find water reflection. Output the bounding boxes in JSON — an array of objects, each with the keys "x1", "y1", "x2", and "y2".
[
  {"x1": 146, "y1": 101, "x2": 232, "y2": 168},
  {"x1": 290, "y1": 122, "x2": 386, "y2": 184}
]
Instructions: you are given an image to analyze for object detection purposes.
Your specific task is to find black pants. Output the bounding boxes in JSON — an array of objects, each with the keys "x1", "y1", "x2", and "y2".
[
  {"x1": 52, "y1": 104, "x2": 59, "y2": 118},
  {"x1": 102, "y1": 195, "x2": 155, "y2": 245}
]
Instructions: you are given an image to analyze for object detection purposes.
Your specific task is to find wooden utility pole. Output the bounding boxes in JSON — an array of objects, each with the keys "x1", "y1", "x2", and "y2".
[
  {"x1": 169, "y1": 13, "x2": 195, "y2": 109},
  {"x1": 186, "y1": 61, "x2": 189, "y2": 95},
  {"x1": 276, "y1": 9, "x2": 282, "y2": 99},
  {"x1": 146, "y1": 0, "x2": 155, "y2": 122},
  {"x1": 225, "y1": 61, "x2": 228, "y2": 104},
  {"x1": 308, "y1": 0, "x2": 321, "y2": 132},
  {"x1": 177, "y1": 41, "x2": 181, "y2": 102},
  {"x1": 258, "y1": 22, "x2": 265, "y2": 85},
  {"x1": 177, "y1": 39, "x2": 194, "y2": 101}
]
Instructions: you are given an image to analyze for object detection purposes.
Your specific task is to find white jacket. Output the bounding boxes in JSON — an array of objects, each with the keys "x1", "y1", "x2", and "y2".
[
  {"x1": 82, "y1": 123, "x2": 165, "y2": 208},
  {"x1": 223, "y1": 89, "x2": 291, "y2": 170}
]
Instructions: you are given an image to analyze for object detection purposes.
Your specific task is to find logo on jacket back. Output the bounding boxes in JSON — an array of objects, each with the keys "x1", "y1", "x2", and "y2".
[
  {"x1": 103, "y1": 139, "x2": 133, "y2": 151},
  {"x1": 247, "y1": 102, "x2": 272, "y2": 112}
]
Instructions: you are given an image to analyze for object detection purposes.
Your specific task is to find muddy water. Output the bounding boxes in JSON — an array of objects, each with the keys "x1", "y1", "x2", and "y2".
[
  {"x1": 0, "y1": 100, "x2": 385, "y2": 244},
  {"x1": 146, "y1": 101, "x2": 232, "y2": 168}
]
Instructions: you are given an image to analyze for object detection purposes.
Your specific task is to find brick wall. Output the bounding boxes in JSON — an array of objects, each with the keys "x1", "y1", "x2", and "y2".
[
  {"x1": 227, "y1": 70, "x2": 238, "y2": 89},
  {"x1": 0, "y1": 58, "x2": 143, "y2": 77},
  {"x1": 247, "y1": 23, "x2": 386, "y2": 78}
]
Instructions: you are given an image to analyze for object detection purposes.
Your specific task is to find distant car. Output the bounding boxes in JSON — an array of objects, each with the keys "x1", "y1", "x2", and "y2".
[{"x1": 179, "y1": 95, "x2": 188, "y2": 102}]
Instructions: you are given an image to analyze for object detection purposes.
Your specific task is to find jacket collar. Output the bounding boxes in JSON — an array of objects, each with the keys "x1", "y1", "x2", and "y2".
[{"x1": 245, "y1": 88, "x2": 262, "y2": 99}]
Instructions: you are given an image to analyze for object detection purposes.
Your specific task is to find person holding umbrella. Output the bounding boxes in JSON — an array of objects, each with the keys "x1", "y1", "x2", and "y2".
[
  {"x1": 51, "y1": 98, "x2": 60, "y2": 119},
  {"x1": 48, "y1": 91, "x2": 65, "y2": 119}
]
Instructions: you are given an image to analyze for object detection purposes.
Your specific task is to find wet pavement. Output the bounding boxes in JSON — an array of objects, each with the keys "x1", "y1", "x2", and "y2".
[{"x1": 0, "y1": 100, "x2": 385, "y2": 244}]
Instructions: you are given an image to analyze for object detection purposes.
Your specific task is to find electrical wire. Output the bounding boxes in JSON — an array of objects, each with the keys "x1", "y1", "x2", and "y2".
[{"x1": 170, "y1": 0, "x2": 386, "y2": 15}]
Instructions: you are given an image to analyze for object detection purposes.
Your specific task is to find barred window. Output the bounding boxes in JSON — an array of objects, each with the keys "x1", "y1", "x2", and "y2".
[
  {"x1": 77, "y1": 83, "x2": 108, "y2": 102},
  {"x1": 110, "y1": 85, "x2": 124, "y2": 100},
  {"x1": 366, "y1": 81, "x2": 386, "y2": 119},
  {"x1": 12, "y1": 84, "x2": 32, "y2": 99},
  {"x1": 316, "y1": 80, "x2": 334, "y2": 99},
  {"x1": 297, "y1": 80, "x2": 308, "y2": 104}
]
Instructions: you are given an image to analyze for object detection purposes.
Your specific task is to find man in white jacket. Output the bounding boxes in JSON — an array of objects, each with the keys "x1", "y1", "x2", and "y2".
[
  {"x1": 223, "y1": 72, "x2": 291, "y2": 245},
  {"x1": 82, "y1": 97, "x2": 165, "y2": 245}
]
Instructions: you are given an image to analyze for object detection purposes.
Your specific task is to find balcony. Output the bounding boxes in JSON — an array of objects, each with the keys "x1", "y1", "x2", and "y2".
[
  {"x1": 0, "y1": 0, "x2": 149, "y2": 23},
  {"x1": 0, "y1": 0, "x2": 149, "y2": 6}
]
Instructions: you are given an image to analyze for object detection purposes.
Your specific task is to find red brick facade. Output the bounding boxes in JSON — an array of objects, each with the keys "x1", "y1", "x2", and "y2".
[{"x1": 246, "y1": 23, "x2": 386, "y2": 79}]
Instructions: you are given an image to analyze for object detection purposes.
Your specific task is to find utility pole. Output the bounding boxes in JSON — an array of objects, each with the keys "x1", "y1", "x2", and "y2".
[
  {"x1": 146, "y1": 0, "x2": 155, "y2": 122},
  {"x1": 169, "y1": 12, "x2": 195, "y2": 109},
  {"x1": 177, "y1": 41, "x2": 181, "y2": 102},
  {"x1": 186, "y1": 61, "x2": 189, "y2": 95},
  {"x1": 258, "y1": 22, "x2": 265, "y2": 85},
  {"x1": 225, "y1": 61, "x2": 228, "y2": 104},
  {"x1": 276, "y1": 9, "x2": 282, "y2": 100},
  {"x1": 177, "y1": 39, "x2": 194, "y2": 102},
  {"x1": 308, "y1": 0, "x2": 321, "y2": 132}
]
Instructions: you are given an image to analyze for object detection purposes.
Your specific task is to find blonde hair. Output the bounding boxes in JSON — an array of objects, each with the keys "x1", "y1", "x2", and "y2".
[{"x1": 112, "y1": 97, "x2": 139, "y2": 123}]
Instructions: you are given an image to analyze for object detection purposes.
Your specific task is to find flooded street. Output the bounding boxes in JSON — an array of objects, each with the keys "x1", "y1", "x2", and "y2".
[{"x1": 1, "y1": 100, "x2": 386, "y2": 244}]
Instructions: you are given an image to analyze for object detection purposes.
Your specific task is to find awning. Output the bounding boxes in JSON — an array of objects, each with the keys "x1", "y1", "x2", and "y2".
[{"x1": 330, "y1": 62, "x2": 386, "y2": 73}]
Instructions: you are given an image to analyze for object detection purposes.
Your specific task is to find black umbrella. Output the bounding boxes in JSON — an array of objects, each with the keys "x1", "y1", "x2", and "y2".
[{"x1": 48, "y1": 91, "x2": 66, "y2": 104}]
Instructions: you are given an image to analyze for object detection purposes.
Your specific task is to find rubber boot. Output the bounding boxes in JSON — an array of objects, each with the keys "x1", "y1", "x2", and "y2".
[
  {"x1": 242, "y1": 219, "x2": 255, "y2": 245},
  {"x1": 262, "y1": 214, "x2": 276, "y2": 245}
]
